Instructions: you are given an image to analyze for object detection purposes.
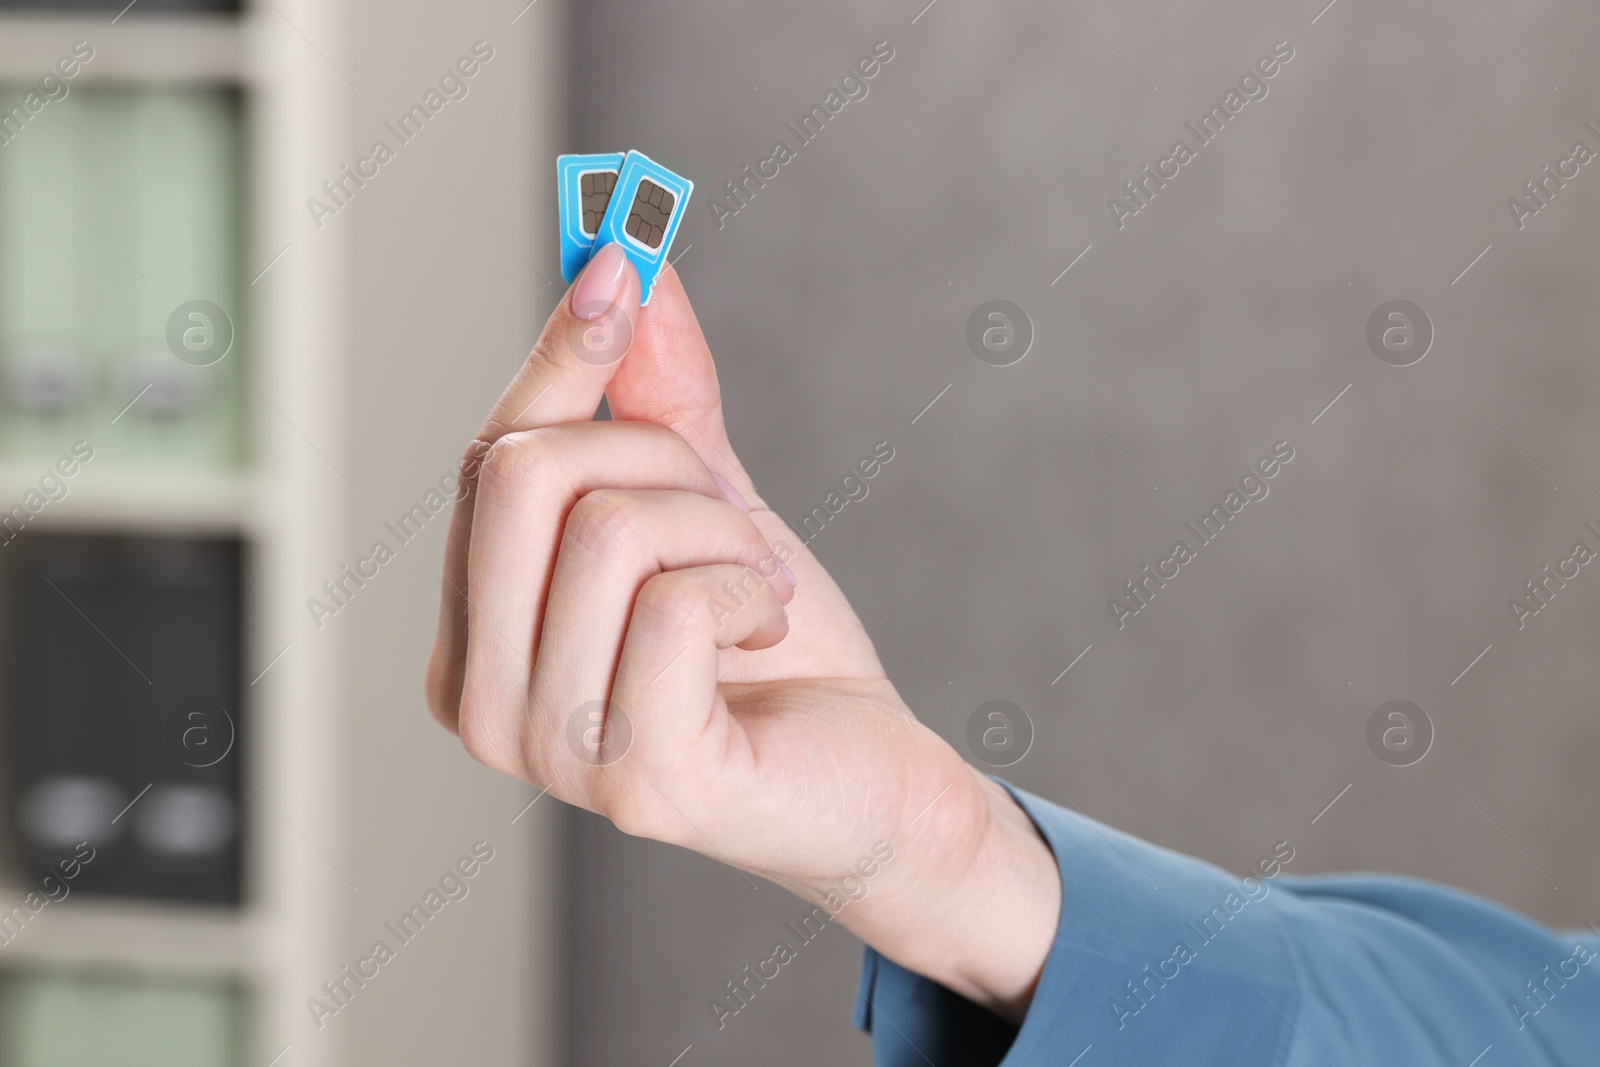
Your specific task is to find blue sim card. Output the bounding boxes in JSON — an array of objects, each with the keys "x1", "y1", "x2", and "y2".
[
  {"x1": 557, "y1": 152, "x2": 626, "y2": 283},
  {"x1": 593, "y1": 151, "x2": 693, "y2": 305}
]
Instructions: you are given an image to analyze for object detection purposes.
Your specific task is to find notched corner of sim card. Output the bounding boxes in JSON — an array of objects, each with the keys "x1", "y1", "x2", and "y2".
[
  {"x1": 557, "y1": 152, "x2": 627, "y2": 283},
  {"x1": 592, "y1": 151, "x2": 694, "y2": 305}
]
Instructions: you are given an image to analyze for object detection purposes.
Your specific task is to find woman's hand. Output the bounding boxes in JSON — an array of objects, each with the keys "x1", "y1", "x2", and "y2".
[{"x1": 424, "y1": 244, "x2": 1060, "y2": 1021}]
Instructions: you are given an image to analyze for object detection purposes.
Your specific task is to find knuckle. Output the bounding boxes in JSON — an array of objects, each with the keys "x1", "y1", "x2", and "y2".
[
  {"x1": 604, "y1": 800, "x2": 661, "y2": 840},
  {"x1": 633, "y1": 572, "x2": 711, "y2": 639},
  {"x1": 564, "y1": 489, "x2": 643, "y2": 559},
  {"x1": 738, "y1": 526, "x2": 781, "y2": 571},
  {"x1": 456, "y1": 685, "x2": 518, "y2": 776},
  {"x1": 455, "y1": 436, "x2": 494, "y2": 500},
  {"x1": 528, "y1": 324, "x2": 584, "y2": 374},
  {"x1": 593, "y1": 780, "x2": 673, "y2": 841},
  {"x1": 516, "y1": 725, "x2": 566, "y2": 800},
  {"x1": 476, "y1": 429, "x2": 560, "y2": 508}
]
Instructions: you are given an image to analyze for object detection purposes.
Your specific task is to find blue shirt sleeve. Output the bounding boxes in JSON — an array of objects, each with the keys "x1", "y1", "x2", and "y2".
[{"x1": 853, "y1": 784, "x2": 1600, "y2": 1066}]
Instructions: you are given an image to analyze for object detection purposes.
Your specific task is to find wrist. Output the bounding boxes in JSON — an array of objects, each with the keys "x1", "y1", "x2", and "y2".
[
  {"x1": 833, "y1": 747, "x2": 1061, "y2": 1024},
  {"x1": 930, "y1": 772, "x2": 1061, "y2": 1021}
]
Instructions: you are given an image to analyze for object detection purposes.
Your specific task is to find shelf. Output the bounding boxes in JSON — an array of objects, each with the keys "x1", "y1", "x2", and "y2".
[
  {"x1": 0, "y1": 462, "x2": 257, "y2": 534},
  {"x1": 0, "y1": 897, "x2": 263, "y2": 978},
  {"x1": 0, "y1": 2, "x2": 563, "y2": 1061},
  {"x1": 0, "y1": 13, "x2": 242, "y2": 85}
]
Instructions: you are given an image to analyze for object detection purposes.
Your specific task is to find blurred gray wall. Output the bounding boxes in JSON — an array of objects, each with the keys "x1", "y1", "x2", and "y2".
[{"x1": 567, "y1": 1, "x2": 1600, "y2": 1064}]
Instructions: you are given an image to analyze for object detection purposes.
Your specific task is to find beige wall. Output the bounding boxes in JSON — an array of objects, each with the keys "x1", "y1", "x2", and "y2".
[{"x1": 333, "y1": 0, "x2": 563, "y2": 1063}]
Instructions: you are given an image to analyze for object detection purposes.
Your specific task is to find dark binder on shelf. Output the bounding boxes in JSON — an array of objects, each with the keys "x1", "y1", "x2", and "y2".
[{"x1": 2, "y1": 533, "x2": 244, "y2": 905}]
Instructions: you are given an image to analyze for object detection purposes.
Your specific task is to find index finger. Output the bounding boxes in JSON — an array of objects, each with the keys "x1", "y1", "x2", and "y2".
[
  {"x1": 481, "y1": 242, "x2": 640, "y2": 467},
  {"x1": 428, "y1": 243, "x2": 640, "y2": 725}
]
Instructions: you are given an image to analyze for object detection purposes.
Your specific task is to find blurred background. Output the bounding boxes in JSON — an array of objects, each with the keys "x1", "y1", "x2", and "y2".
[{"x1": 0, "y1": 0, "x2": 1596, "y2": 1064}]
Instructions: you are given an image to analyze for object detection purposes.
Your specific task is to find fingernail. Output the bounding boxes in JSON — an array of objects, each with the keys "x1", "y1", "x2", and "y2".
[
  {"x1": 712, "y1": 474, "x2": 748, "y2": 512},
  {"x1": 571, "y1": 243, "x2": 629, "y2": 321},
  {"x1": 779, "y1": 560, "x2": 798, "y2": 588}
]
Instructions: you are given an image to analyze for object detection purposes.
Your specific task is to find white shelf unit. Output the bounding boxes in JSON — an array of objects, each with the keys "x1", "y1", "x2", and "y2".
[{"x1": 0, "y1": 4, "x2": 564, "y2": 1065}]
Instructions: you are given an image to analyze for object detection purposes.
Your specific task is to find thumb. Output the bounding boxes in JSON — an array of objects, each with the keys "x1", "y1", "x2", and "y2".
[{"x1": 604, "y1": 264, "x2": 764, "y2": 507}]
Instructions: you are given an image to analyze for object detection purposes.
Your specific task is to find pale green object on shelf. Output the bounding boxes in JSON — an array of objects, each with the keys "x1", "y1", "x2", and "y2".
[
  {"x1": 0, "y1": 86, "x2": 246, "y2": 468},
  {"x1": 0, "y1": 970, "x2": 243, "y2": 1067}
]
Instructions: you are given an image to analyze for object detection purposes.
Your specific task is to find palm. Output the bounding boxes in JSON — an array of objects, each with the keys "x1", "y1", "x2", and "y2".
[
  {"x1": 585, "y1": 274, "x2": 979, "y2": 878},
  {"x1": 643, "y1": 505, "x2": 972, "y2": 887}
]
